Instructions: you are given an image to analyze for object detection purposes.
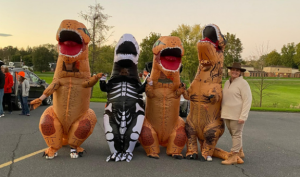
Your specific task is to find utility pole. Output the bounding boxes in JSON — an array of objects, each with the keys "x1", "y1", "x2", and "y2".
[{"x1": 90, "y1": 14, "x2": 99, "y2": 98}]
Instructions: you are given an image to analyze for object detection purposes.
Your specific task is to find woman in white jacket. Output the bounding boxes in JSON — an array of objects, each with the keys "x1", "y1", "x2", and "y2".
[
  {"x1": 221, "y1": 63, "x2": 252, "y2": 165},
  {"x1": 18, "y1": 71, "x2": 30, "y2": 116}
]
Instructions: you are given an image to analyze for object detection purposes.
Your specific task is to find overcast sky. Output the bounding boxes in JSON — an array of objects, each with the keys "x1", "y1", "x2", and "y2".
[{"x1": 1, "y1": 0, "x2": 299, "y2": 59}]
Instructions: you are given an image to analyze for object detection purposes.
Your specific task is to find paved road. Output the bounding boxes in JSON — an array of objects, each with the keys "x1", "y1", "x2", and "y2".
[{"x1": 0, "y1": 102, "x2": 299, "y2": 177}]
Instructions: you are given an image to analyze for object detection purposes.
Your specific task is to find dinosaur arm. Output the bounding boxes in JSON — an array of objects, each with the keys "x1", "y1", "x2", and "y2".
[
  {"x1": 99, "y1": 80, "x2": 109, "y2": 92},
  {"x1": 136, "y1": 81, "x2": 147, "y2": 94},
  {"x1": 43, "y1": 79, "x2": 60, "y2": 97},
  {"x1": 183, "y1": 89, "x2": 190, "y2": 100},
  {"x1": 82, "y1": 73, "x2": 103, "y2": 88},
  {"x1": 30, "y1": 79, "x2": 60, "y2": 110},
  {"x1": 174, "y1": 83, "x2": 185, "y2": 98},
  {"x1": 145, "y1": 84, "x2": 155, "y2": 98}
]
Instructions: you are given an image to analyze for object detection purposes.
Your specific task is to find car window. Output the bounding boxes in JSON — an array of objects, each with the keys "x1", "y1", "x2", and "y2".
[
  {"x1": 29, "y1": 73, "x2": 40, "y2": 84},
  {"x1": 9, "y1": 70, "x2": 29, "y2": 80}
]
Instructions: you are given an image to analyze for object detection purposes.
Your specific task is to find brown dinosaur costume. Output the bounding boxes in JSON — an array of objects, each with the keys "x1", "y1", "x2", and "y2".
[
  {"x1": 30, "y1": 20, "x2": 102, "y2": 159},
  {"x1": 139, "y1": 36, "x2": 187, "y2": 159},
  {"x1": 183, "y1": 24, "x2": 243, "y2": 163}
]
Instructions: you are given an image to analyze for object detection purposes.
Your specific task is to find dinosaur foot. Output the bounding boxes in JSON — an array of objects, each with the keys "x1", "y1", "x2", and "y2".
[
  {"x1": 172, "y1": 154, "x2": 183, "y2": 160},
  {"x1": 147, "y1": 153, "x2": 159, "y2": 159},
  {"x1": 43, "y1": 148, "x2": 58, "y2": 160},
  {"x1": 43, "y1": 152, "x2": 58, "y2": 160},
  {"x1": 121, "y1": 152, "x2": 133, "y2": 162},
  {"x1": 186, "y1": 153, "x2": 198, "y2": 160},
  {"x1": 70, "y1": 147, "x2": 85, "y2": 158}
]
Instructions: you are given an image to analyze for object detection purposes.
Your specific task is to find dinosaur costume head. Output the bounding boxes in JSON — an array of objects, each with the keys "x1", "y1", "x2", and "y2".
[
  {"x1": 110, "y1": 33, "x2": 140, "y2": 83},
  {"x1": 55, "y1": 20, "x2": 91, "y2": 78},
  {"x1": 197, "y1": 24, "x2": 226, "y2": 69},
  {"x1": 151, "y1": 36, "x2": 184, "y2": 82}
]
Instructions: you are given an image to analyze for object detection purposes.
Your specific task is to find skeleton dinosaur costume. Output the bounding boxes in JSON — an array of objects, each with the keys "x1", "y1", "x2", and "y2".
[{"x1": 100, "y1": 34, "x2": 145, "y2": 162}]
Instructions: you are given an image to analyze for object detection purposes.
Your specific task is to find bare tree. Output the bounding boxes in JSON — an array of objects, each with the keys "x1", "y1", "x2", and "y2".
[
  {"x1": 79, "y1": 2, "x2": 113, "y2": 75},
  {"x1": 251, "y1": 43, "x2": 277, "y2": 107},
  {"x1": 79, "y1": 2, "x2": 113, "y2": 98}
]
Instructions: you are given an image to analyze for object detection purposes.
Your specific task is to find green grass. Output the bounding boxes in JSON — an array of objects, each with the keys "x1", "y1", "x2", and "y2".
[{"x1": 36, "y1": 73, "x2": 300, "y2": 111}]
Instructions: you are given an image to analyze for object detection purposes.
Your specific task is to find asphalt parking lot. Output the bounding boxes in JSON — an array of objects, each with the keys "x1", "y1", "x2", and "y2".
[{"x1": 0, "y1": 102, "x2": 299, "y2": 177}]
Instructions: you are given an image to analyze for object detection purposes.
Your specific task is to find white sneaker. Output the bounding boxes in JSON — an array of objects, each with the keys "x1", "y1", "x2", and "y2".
[
  {"x1": 0, "y1": 114, "x2": 4, "y2": 117},
  {"x1": 207, "y1": 156, "x2": 213, "y2": 161}
]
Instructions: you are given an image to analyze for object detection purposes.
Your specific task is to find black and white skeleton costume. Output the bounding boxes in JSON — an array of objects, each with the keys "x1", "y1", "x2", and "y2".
[{"x1": 100, "y1": 34, "x2": 146, "y2": 162}]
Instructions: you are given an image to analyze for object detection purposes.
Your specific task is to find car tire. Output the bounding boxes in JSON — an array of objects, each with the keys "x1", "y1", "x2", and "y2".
[
  {"x1": 42, "y1": 95, "x2": 52, "y2": 105},
  {"x1": 13, "y1": 99, "x2": 22, "y2": 110}
]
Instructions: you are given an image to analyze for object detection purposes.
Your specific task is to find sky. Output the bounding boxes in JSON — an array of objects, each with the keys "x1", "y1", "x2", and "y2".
[{"x1": 1, "y1": 0, "x2": 300, "y2": 59}]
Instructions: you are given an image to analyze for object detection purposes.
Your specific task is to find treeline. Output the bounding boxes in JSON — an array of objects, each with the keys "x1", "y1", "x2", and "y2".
[
  {"x1": 3, "y1": 23, "x2": 297, "y2": 81},
  {"x1": 245, "y1": 43, "x2": 300, "y2": 70}
]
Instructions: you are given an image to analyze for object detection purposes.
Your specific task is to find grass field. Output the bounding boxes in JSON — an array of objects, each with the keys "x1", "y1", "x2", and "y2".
[{"x1": 36, "y1": 73, "x2": 300, "y2": 112}]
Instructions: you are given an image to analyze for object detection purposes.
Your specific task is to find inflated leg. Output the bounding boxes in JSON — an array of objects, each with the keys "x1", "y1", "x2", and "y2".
[
  {"x1": 103, "y1": 112, "x2": 123, "y2": 162},
  {"x1": 166, "y1": 117, "x2": 187, "y2": 159},
  {"x1": 39, "y1": 106, "x2": 63, "y2": 159},
  {"x1": 67, "y1": 109, "x2": 97, "y2": 157},
  {"x1": 139, "y1": 118, "x2": 160, "y2": 158},
  {"x1": 122, "y1": 114, "x2": 145, "y2": 162},
  {"x1": 185, "y1": 119, "x2": 198, "y2": 160},
  {"x1": 201, "y1": 125, "x2": 222, "y2": 159}
]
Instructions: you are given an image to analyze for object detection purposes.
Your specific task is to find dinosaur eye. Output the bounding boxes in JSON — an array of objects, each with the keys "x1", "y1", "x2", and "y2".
[
  {"x1": 78, "y1": 28, "x2": 90, "y2": 37},
  {"x1": 152, "y1": 40, "x2": 165, "y2": 49}
]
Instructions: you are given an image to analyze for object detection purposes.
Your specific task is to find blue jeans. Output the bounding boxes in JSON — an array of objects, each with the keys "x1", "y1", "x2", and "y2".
[
  {"x1": 19, "y1": 95, "x2": 30, "y2": 115},
  {"x1": 0, "y1": 89, "x2": 3, "y2": 115}
]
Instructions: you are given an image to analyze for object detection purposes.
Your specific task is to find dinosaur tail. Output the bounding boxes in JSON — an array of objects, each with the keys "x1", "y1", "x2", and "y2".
[{"x1": 212, "y1": 147, "x2": 229, "y2": 160}]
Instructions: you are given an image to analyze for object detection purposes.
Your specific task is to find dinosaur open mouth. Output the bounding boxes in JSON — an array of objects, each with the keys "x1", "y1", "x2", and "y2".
[
  {"x1": 115, "y1": 41, "x2": 138, "y2": 67},
  {"x1": 160, "y1": 48, "x2": 182, "y2": 71},
  {"x1": 59, "y1": 30, "x2": 83, "y2": 57},
  {"x1": 116, "y1": 41, "x2": 137, "y2": 56}
]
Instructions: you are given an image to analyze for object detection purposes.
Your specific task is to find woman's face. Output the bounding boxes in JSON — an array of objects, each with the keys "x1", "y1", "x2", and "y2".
[
  {"x1": 231, "y1": 68, "x2": 241, "y2": 79},
  {"x1": 1, "y1": 67, "x2": 5, "y2": 73}
]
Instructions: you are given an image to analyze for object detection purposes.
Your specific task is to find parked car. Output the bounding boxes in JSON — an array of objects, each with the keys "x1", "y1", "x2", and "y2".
[
  {"x1": 8, "y1": 68, "x2": 52, "y2": 110},
  {"x1": 179, "y1": 95, "x2": 190, "y2": 117}
]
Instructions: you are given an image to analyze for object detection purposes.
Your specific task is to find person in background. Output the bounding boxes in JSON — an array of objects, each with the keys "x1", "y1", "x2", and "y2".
[
  {"x1": 0, "y1": 66, "x2": 5, "y2": 117},
  {"x1": 221, "y1": 62, "x2": 252, "y2": 165},
  {"x1": 18, "y1": 71, "x2": 30, "y2": 116},
  {"x1": 2, "y1": 65, "x2": 13, "y2": 114}
]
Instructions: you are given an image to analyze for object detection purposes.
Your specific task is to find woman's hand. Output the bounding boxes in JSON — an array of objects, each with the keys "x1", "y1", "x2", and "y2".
[{"x1": 238, "y1": 119, "x2": 245, "y2": 124}]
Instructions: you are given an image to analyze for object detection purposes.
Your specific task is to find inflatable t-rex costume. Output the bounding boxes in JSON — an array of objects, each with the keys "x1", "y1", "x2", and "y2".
[
  {"x1": 31, "y1": 20, "x2": 102, "y2": 159},
  {"x1": 100, "y1": 34, "x2": 146, "y2": 162},
  {"x1": 183, "y1": 24, "x2": 243, "y2": 163},
  {"x1": 139, "y1": 36, "x2": 187, "y2": 159}
]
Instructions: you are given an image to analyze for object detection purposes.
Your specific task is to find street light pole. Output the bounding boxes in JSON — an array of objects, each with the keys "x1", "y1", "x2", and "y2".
[{"x1": 90, "y1": 14, "x2": 99, "y2": 98}]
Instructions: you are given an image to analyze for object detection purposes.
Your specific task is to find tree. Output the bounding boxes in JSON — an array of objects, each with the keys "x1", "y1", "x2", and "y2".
[
  {"x1": 264, "y1": 50, "x2": 281, "y2": 66},
  {"x1": 281, "y1": 43, "x2": 296, "y2": 68},
  {"x1": 79, "y1": 2, "x2": 113, "y2": 75},
  {"x1": 250, "y1": 44, "x2": 276, "y2": 107},
  {"x1": 293, "y1": 43, "x2": 300, "y2": 69},
  {"x1": 170, "y1": 24, "x2": 203, "y2": 82},
  {"x1": 138, "y1": 32, "x2": 161, "y2": 71},
  {"x1": 32, "y1": 47, "x2": 54, "y2": 72},
  {"x1": 90, "y1": 44, "x2": 114, "y2": 74},
  {"x1": 223, "y1": 33, "x2": 243, "y2": 67}
]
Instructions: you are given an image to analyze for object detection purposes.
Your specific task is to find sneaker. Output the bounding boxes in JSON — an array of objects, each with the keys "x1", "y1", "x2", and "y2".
[
  {"x1": 26, "y1": 114, "x2": 30, "y2": 116},
  {"x1": 1, "y1": 114, "x2": 4, "y2": 117}
]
